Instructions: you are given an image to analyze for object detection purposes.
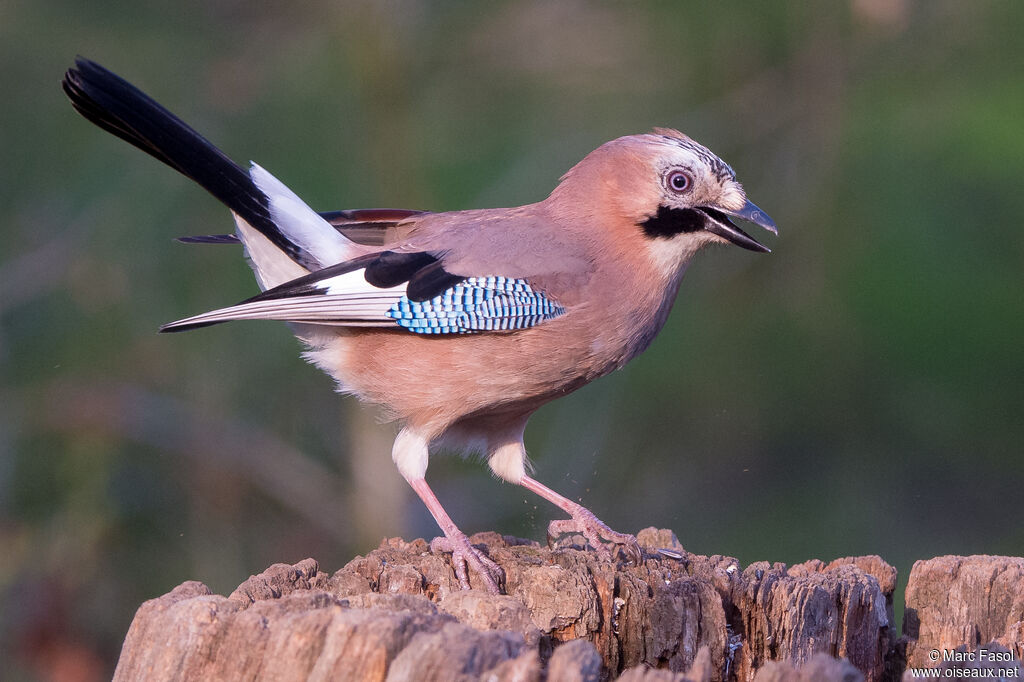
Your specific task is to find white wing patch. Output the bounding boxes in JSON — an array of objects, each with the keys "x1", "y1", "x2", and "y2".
[
  {"x1": 313, "y1": 269, "x2": 401, "y2": 296},
  {"x1": 161, "y1": 269, "x2": 405, "y2": 331}
]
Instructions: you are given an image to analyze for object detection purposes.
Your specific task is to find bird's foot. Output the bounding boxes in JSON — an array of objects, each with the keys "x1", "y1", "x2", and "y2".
[
  {"x1": 430, "y1": 533, "x2": 504, "y2": 594},
  {"x1": 548, "y1": 507, "x2": 642, "y2": 564}
]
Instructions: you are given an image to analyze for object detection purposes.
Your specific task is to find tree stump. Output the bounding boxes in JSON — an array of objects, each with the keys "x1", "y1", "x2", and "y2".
[
  {"x1": 898, "y1": 555, "x2": 1024, "y2": 681},
  {"x1": 111, "y1": 529, "x2": 1023, "y2": 681}
]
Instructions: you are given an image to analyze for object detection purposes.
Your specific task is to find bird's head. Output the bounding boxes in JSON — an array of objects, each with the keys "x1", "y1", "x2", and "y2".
[{"x1": 550, "y1": 128, "x2": 777, "y2": 275}]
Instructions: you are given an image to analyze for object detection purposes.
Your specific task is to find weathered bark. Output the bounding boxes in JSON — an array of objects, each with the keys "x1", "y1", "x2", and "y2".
[
  {"x1": 111, "y1": 530, "x2": 1023, "y2": 681},
  {"x1": 898, "y1": 555, "x2": 1024, "y2": 681}
]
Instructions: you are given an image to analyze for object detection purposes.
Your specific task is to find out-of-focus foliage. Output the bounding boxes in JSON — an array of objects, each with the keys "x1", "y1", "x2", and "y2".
[{"x1": 2, "y1": 1, "x2": 1021, "y2": 678}]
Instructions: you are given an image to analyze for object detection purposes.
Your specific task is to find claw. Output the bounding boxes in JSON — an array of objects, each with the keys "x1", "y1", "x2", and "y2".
[
  {"x1": 518, "y1": 475, "x2": 642, "y2": 565},
  {"x1": 430, "y1": 534, "x2": 504, "y2": 594},
  {"x1": 547, "y1": 507, "x2": 642, "y2": 564}
]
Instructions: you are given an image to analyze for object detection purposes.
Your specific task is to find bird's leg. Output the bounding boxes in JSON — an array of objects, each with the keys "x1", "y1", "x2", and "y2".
[
  {"x1": 519, "y1": 474, "x2": 642, "y2": 564},
  {"x1": 406, "y1": 477, "x2": 504, "y2": 593},
  {"x1": 394, "y1": 428, "x2": 503, "y2": 593}
]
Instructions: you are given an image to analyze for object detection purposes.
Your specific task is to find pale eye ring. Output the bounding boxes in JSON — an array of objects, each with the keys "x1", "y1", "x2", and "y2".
[{"x1": 666, "y1": 170, "x2": 693, "y2": 193}]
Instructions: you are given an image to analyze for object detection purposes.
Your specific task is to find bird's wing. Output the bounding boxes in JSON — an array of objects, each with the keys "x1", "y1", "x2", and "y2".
[
  {"x1": 165, "y1": 204, "x2": 594, "y2": 335},
  {"x1": 321, "y1": 209, "x2": 430, "y2": 246},
  {"x1": 160, "y1": 249, "x2": 566, "y2": 335},
  {"x1": 178, "y1": 208, "x2": 430, "y2": 246}
]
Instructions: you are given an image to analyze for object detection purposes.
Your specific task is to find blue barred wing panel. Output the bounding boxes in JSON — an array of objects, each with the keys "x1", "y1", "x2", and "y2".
[{"x1": 386, "y1": 276, "x2": 565, "y2": 335}]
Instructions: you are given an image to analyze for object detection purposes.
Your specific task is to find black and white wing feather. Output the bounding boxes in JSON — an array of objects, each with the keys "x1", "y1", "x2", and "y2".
[{"x1": 160, "y1": 252, "x2": 565, "y2": 335}]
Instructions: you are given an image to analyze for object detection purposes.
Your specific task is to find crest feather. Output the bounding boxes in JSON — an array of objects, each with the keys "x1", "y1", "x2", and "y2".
[{"x1": 651, "y1": 127, "x2": 693, "y2": 143}]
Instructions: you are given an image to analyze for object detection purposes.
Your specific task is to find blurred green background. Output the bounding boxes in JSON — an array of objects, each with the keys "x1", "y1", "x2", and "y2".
[{"x1": 2, "y1": 0, "x2": 1022, "y2": 679}]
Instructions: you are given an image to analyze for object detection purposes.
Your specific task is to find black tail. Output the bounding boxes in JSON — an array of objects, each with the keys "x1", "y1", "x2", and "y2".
[{"x1": 63, "y1": 57, "x2": 313, "y2": 268}]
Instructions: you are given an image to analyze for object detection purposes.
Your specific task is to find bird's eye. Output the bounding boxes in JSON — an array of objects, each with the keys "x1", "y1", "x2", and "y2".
[{"x1": 667, "y1": 170, "x2": 693, "y2": 193}]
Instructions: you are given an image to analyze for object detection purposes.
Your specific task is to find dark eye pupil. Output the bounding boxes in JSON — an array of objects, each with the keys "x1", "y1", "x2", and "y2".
[{"x1": 670, "y1": 172, "x2": 689, "y2": 191}]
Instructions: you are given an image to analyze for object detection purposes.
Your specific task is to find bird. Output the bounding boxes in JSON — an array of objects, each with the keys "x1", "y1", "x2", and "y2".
[{"x1": 63, "y1": 57, "x2": 776, "y2": 594}]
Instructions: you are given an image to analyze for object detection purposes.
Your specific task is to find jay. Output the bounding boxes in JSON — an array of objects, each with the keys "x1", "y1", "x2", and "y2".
[{"x1": 63, "y1": 58, "x2": 776, "y2": 594}]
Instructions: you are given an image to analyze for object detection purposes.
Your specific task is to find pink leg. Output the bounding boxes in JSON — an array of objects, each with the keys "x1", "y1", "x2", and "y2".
[
  {"x1": 519, "y1": 475, "x2": 642, "y2": 564},
  {"x1": 407, "y1": 477, "x2": 503, "y2": 594}
]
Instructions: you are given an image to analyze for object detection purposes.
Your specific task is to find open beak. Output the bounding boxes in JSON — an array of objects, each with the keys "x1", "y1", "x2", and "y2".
[{"x1": 698, "y1": 199, "x2": 777, "y2": 253}]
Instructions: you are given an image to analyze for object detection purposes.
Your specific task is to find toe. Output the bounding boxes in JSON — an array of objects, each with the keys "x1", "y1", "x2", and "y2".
[
  {"x1": 620, "y1": 536, "x2": 643, "y2": 565},
  {"x1": 430, "y1": 535, "x2": 503, "y2": 593}
]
